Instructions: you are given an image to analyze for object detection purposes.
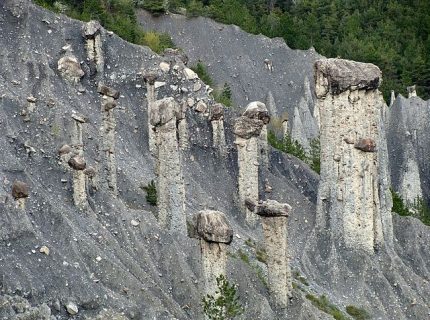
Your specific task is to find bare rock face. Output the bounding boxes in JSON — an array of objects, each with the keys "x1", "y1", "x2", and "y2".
[
  {"x1": 314, "y1": 58, "x2": 381, "y2": 98},
  {"x1": 97, "y1": 84, "x2": 120, "y2": 99},
  {"x1": 233, "y1": 116, "x2": 264, "y2": 139},
  {"x1": 315, "y1": 58, "x2": 392, "y2": 253},
  {"x1": 195, "y1": 210, "x2": 233, "y2": 244},
  {"x1": 12, "y1": 181, "x2": 29, "y2": 199},
  {"x1": 243, "y1": 101, "x2": 270, "y2": 124},
  {"x1": 68, "y1": 155, "x2": 86, "y2": 171},
  {"x1": 82, "y1": 20, "x2": 101, "y2": 39},
  {"x1": 57, "y1": 56, "x2": 84, "y2": 83}
]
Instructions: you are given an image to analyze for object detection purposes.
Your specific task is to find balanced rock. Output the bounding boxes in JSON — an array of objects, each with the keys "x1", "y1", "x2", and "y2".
[
  {"x1": 12, "y1": 181, "x2": 29, "y2": 199},
  {"x1": 68, "y1": 156, "x2": 86, "y2": 171}
]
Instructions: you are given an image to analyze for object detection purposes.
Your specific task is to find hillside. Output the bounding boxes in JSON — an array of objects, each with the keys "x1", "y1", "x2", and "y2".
[{"x1": 1, "y1": 1, "x2": 430, "y2": 320}]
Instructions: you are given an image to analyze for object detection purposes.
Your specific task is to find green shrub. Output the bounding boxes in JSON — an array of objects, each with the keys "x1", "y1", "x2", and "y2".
[
  {"x1": 213, "y1": 83, "x2": 233, "y2": 107},
  {"x1": 346, "y1": 305, "x2": 371, "y2": 320},
  {"x1": 306, "y1": 294, "x2": 348, "y2": 320},
  {"x1": 391, "y1": 189, "x2": 410, "y2": 216},
  {"x1": 390, "y1": 190, "x2": 430, "y2": 226},
  {"x1": 142, "y1": 180, "x2": 157, "y2": 206},
  {"x1": 139, "y1": 0, "x2": 166, "y2": 16},
  {"x1": 191, "y1": 62, "x2": 214, "y2": 86},
  {"x1": 309, "y1": 137, "x2": 321, "y2": 174},
  {"x1": 202, "y1": 275, "x2": 244, "y2": 320},
  {"x1": 267, "y1": 130, "x2": 307, "y2": 162}
]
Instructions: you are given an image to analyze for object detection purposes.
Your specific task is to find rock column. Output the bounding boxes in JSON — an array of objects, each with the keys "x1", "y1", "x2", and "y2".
[
  {"x1": 70, "y1": 113, "x2": 88, "y2": 209},
  {"x1": 97, "y1": 84, "x2": 120, "y2": 196},
  {"x1": 82, "y1": 20, "x2": 104, "y2": 75},
  {"x1": 246, "y1": 199, "x2": 292, "y2": 308},
  {"x1": 191, "y1": 210, "x2": 233, "y2": 297},
  {"x1": 150, "y1": 97, "x2": 186, "y2": 233},
  {"x1": 315, "y1": 58, "x2": 392, "y2": 253},
  {"x1": 243, "y1": 101, "x2": 270, "y2": 168},
  {"x1": 234, "y1": 115, "x2": 264, "y2": 226},
  {"x1": 209, "y1": 103, "x2": 227, "y2": 155},
  {"x1": 143, "y1": 72, "x2": 158, "y2": 156}
]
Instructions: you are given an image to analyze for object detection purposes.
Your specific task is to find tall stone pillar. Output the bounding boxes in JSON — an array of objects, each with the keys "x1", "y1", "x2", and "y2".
[
  {"x1": 82, "y1": 20, "x2": 104, "y2": 75},
  {"x1": 150, "y1": 97, "x2": 186, "y2": 233},
  {"x1": 143, "y1": 72, "x2": 158, "y2": 156},
  {"x1": 389, "y1": 90, "x2": 395, "y2": 107},
  {"x1": 191, "y1": 210, "x2": 233, "y2": 297},
  {"x1": 314, "y1": 58, "x2": 392, "y2": 253},
  {"x1": 234, "y1": 116, "x2": 264, "y2": 226},
  {"x1": 243, "y1": 101, "x2": 270, "y2": 168},
  {"x1": 246, "y1": 199, "x2": 292, "y2": 308},
  {"x1": 209, "y1": 103, "x2": 226, "y2": 155},
  {"x1": 70, "y1": 113, "x2": 88, "y2": 209},
  {"x1": 97, "y1": 83, "x2": 120, "y2": 196}
]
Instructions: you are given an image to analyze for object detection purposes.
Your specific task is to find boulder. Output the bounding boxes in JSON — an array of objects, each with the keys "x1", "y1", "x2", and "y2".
[
  {"x1": 12, "y1": 181, "x2": 29, "y2": 199},
  {"x1": 243, "y1": 101, "x2": 270, "y2": 124},
  {"x1": 195, "y1": 210, "x2": 233, "y2": 244},
  {"x1": 233, "y1": 116, "x2": 264, "y2": 139},
  {"x1": 68, "y1": 156, "x2": 86, "y2": 171},
  {"x1": 97, "y1": 83, "x2": 120, "y2": 99},
  {"x1": 354, "y1": 138, "x2": 376, "y2": 152}
]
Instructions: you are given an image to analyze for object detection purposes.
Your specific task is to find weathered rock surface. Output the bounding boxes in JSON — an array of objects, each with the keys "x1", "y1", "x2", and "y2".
[{"x1": 0, "y1": 2, "x2": 429, "y2": 320}]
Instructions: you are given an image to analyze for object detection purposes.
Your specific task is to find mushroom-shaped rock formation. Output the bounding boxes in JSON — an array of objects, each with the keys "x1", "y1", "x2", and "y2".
[
  {"x1": 245, "y1": 199, "x2": 292, "y2": 308},
  {"x1": 314, "y1": 58, "x2": 393, "y2": 253}
]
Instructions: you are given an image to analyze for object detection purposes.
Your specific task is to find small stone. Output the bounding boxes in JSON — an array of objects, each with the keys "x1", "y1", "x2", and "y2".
[
  {"x1": 183, "y1": 68, "x2": 198, "y2": 80},
  {"x1": 27, "y1": 96, "x2": 37, "y2": 103},
  {"x1": 39, "y1": 246, "x2": 50, "y2": 255},
  {"x1": 154, "y1": 81, "x2": 166, "y2": 89},
  {"x1": 65, "y1": 302, "x2": 78, "y2": 315},
  {"x1": 193, "y1": 82, "x2": 202, "y2": 92},
  {"x1": 194, "y1": 101, "x2": 207, "y2": 113},
  {"x1": 58, "y1": 144, "x2": 72, "y2": 156},
  {"x1": 159, "y1": 62, "x2": 170, "y2": 72},
  {"x1": 131, "y1": 220, "x2": 140, "y2": 226},
  {"x1": 95, "y1": 256, "x2": 102, "y2": 262},
  {"x1": 187, "y1": 98, "x2": 195, "y2": 107}
]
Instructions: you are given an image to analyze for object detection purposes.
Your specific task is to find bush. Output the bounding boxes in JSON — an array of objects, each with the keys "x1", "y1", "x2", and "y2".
[
  {"x1": 191, "y1": 62, "x2": 214, "y2": 86},
  {"x1": 390, "y1": 190, "x2": 430, "y2": 226},
  {"x1": 346, "y1": 305, "x2": 371, "y2": 320},
  {"x1": 142, "y1": 180, "x2": 157, "y2": 206},
  {"x1": 306, "y1": 294, "x2": 348, "y2": 320},
  {"x1": 213, "y1": 83, "x2": 233, "y2": 107},
  {"x1": 140, "y1": 0, "x2": 166, "y2": 16},
  {"x1": 202, "y1": 275, "x2": 244, "y2": 320},
  {"x1": 267, "y1": 130, "x2": 307, "y2": 162}
]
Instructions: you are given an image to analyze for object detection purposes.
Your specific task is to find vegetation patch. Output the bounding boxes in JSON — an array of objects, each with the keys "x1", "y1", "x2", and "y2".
[
  {"x1": 230, "y1": 249, "x2": 268, "y2": 288},
  {"x1": 268, "y1": 130, "x2": 320, "y2": 174},
  {"x1": 391, "y1": 189, "x2": 430, "y2": 226},
  {"x1": 305, "y1": 294, "x2": 348, "y2": 320},
  {"x1": 202, "y1": 274, "x2": 244, "y2": 320},
  {"x1": 142, "y1": 180, "x2": 157, "y2": 206},
  {"x1": 293, "y1": 270, "x2": 309, "y2": 286},
  {"x1": 33, "y1": 0, "x2": 174, "y2": 53},
  {"x1": 346, "y1": 305, "x2": 371, "y2": 320}
]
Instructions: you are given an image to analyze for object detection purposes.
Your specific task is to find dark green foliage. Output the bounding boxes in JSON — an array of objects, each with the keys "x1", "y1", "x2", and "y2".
[
  {"x1": 267, "y1": 130, "x2": 307, "y2": 162},
  {"x1": 32, "y1": 0, "x2": 175, "y2": 53},
  {"x1": 390, "y1": 190, "x2": 430, "y2": 226},
  {"x1": 214, "y1": 83, "x2": 233, "y2": 107},
  {"x1": 142, "y1": 180, "x2": 157, "y2": 206},
  {"x1": 191, "y1": 62, "x2": 214, "y2": 86},
  {"x1": 391, "y1": 189, "x2": 410, "y2": 217},
  {"x1": 346, "y1": 305, "x2": 371, "y2": 320},
  {"x1": 179, "y1": 0, "x2": 430, "y2": 100},
  {"x1": 139, "y1": 0, "x2": 166, "y2": 16},
  {"x1": 412, "y1": 197, "x2": 430, "y2": 226},
  {"x1": 202, "y1": 275, "x2": 244, "y2": 320},
  {"x1": 306, "y1": 294, "x2": 348, "y2": 320}
]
